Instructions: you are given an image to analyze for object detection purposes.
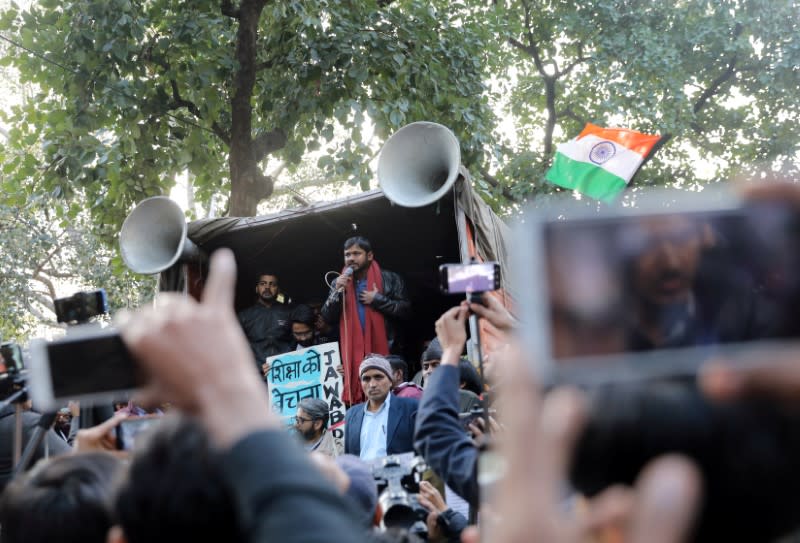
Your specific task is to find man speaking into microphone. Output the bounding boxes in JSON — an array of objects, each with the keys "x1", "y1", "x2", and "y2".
[{"x1": 321, "y1": 236, "x2": 411, "y2": 405}]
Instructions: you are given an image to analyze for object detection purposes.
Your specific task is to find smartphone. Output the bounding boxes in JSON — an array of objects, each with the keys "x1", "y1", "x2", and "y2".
[
  {"x1": 439, "y1": 262, "x2": 500, "y2": 294},
  {"x1": 28, "y1": 325, "x2": 142, "y2": 411},
  {"x1": 516, "y1": 188, "x2": 800, "y2": 385},
  {"x1": 115, "y1": 414, "x2": 162, "y2": 451}
]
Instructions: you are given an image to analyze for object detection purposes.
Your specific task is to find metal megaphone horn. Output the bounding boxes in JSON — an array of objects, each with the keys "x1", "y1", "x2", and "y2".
[
  {"x1": 119, "y1": 196, "x2": 202, "y2": 275},
  {"x1": 377, "y1": 121, "x2": 461, "y2": 208}
]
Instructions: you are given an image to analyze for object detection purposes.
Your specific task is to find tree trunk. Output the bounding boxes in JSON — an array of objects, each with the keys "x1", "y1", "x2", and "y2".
[{"x1": 227, "y1": 0, "x2": 284, "y2": 217}]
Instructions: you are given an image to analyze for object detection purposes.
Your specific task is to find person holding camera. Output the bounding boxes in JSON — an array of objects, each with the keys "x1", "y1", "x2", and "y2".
[{"x1": 414, "y1": 295, "x2": 514, "y2": 510}]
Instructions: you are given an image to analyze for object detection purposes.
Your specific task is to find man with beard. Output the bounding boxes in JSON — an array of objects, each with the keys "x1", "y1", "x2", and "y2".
[
  {"x1": 294, "y1": 398, "x2": 338, "y2": 457},
  {"x1": 53, "y1": 404, "x2": 80, "y2": 445},
  {"x1": 624, "y1": 214, "x2": 772, "y2": 350},
  {"x1": 322, "y1": 236, "x2": 410, "y2": 405},
  {"x1": 238, "y1": 272, "x2": 293, "y2": 368}
]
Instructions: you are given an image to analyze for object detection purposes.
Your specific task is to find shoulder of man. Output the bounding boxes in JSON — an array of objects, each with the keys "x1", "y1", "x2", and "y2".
[{"x1": 393, "y1": 396, "x2": 420, "y2": 411}]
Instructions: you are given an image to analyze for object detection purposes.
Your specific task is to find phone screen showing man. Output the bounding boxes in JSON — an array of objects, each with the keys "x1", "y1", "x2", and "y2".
[{"x1": 544, "y1": 204, "x2": 800, "y2": 366}]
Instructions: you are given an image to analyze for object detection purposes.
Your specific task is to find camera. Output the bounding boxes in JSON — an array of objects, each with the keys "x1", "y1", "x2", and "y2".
[
  {"x1": 372, "y1": 453, "x2": 429, "y2": 536},
  {"x1": 54, "y1": 289, "x2": 108, "y2": 324}
]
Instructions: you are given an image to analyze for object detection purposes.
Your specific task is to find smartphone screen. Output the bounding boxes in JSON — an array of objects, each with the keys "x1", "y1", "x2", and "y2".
[
  {"x1": 534, "y1": 201, "x2": 800, "y2": 381},
  {"x1": 47, "y1": 332, "x2": 139, "y2": 398},
  {"x1": 441, "y1": 262, "x2": 500, "y2": 293},
  {"x1": 116, "y1": 415, "x2": 162, "y2": 451}
]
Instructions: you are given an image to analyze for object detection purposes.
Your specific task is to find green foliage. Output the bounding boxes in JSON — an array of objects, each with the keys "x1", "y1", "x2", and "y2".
[
  {"x1": 0, "y1": 195, "x2": 156, "y2": 342},
  {"x1": 483, "y1": 0, "x2": 800, "y2": 210},
  {"x1": 0, "y1": 0, "x2": 495, "y2": 231}
]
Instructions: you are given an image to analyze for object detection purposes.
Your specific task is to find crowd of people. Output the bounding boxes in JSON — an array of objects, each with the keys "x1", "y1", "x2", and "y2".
[{"x1": 5, "y1": 183, "x2": 800, "y2": 542}]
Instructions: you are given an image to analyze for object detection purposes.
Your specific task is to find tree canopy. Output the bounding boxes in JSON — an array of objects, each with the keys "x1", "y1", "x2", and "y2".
[{"x1": 0, "y1": 0, "x2": 798, "y2": 340}]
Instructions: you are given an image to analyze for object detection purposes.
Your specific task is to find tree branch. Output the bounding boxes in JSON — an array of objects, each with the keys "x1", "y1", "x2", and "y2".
[
  {"x1": 693, "y1": 23, "x2": 743, "y2": 115},
  {"x1": 170, "y1": 79, "x2": 231, "y2": 145},
  {"x1": 478, "y1": 167, "x2": 518, "y2": 202}
]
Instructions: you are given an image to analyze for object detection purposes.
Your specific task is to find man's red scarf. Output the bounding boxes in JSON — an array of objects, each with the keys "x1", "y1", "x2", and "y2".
[{"x1": 340, "y1": 260, "x2": 390, "y2": 405}]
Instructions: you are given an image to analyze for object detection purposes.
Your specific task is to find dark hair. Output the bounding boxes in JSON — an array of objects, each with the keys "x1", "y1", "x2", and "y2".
[
  {"x1": 343, "y1": 236, "x2": 372, "y2": 253},
  {"x1": 290, "y1": 304, "x2": 316, "y2": 327},
  {"x1": 458, "y1": 358, "x2": 483, "y2": 396},
  {"x1": 114, "y1": 416, "x2": 243, "y2": 543},
  {"x1": 0, "y1": 453, "x2": 123, "y2": 543},
  {"x1": 385, "y1": 355, "x2": 408, "y2": 382},
  {"x1": 421, "y1": 337, "x2": 443, "y2": 362},
  {"x1": 298, "y1": 398, "x2": 330, "y2": 429},
  {"x1": 255, "y1": 272, "x2": 279, "y2": 284}
]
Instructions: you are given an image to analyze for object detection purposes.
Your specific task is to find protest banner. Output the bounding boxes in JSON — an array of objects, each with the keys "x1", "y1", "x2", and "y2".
[{"x1": 266, "y1": 342, "x2": 346, "y2": 453}]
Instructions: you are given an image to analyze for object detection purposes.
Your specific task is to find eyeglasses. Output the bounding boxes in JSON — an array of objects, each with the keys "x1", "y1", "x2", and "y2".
[{"x1": 294, "y1": 416, "x2": 313, "y2": 424}]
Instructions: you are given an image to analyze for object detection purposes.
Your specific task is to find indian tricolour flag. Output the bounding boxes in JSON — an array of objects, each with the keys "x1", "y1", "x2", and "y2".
[{"x1": 545, "y1": 124, "x2": 662, "y2": 203}]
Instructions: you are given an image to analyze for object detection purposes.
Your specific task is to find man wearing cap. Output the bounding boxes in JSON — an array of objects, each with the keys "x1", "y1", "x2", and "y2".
[{"x1": 343, "y1": 355, "x2": 418, "y2": 461}]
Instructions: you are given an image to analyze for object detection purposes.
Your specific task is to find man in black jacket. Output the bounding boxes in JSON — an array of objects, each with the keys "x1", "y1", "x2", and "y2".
[
  {"x1": 237, "y1": 272, "x2": 293, "y2": 368},
  {"x1": 322, "y1": 236, "x2": 411, "y2": 405}
]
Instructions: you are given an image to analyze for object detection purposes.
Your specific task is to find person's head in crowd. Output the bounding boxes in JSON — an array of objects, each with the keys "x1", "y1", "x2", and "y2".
[
  {"x1": 255, "y1": 272, "x2": 281, "y2": 307},
  {"x1": 335, "y1": 454, "x2": 379, "y2": 528},
  {"x1": 0, "y1": 452, "x2": 124, "y2": 543},
  {"x1": 109, "y1": 415, "x2": 243, "y2": 543},
  {"x1": 627, "y1": 214, "x2": 704, "y2": 308},
  {"x1": 344, "y1": 236, "x2": 374, "y2": 276},
  {"x1": 386, "y1": 355, "x2": 408, "y2": 386},
  {"x1": 458, "y1": 358, "x2": 483, "y2": 396},
  {"x1": 295, "y1": 398, "x2": 329, "y2": 445},
  {"x1": 360, "y1": 355, "x2": 394, "y2": 407},
  {"x1": 290, "y1": 304, "x2": 318, "y2": 348},
  {"x1": 420, "y1": 338, "x2": 443, "y2": 386}
]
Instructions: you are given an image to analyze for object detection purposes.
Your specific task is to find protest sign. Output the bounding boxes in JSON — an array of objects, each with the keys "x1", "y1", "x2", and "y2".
[{"x1": 266, "y1": 342, "x2": 346, "y2": 453}]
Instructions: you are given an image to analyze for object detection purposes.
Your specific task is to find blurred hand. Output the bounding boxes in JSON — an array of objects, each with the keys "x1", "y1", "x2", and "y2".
[
  {"x1": 308, "y1": 452, "x2": 350, "y2": 494},
  {"x1": 418, "y1": 480, "x2": 448, "y2": 514},
  {"x1": 262, "y1": 361, "x2": 271, "y2": 378},
  {"x1": 68, "y1": 400, "x2": 80, "y2": 418},
  {"x1": 336, "y1": 364, "x2": 345, "y2": 377},
  {"x1": 467, "y1": 293, "x2": 517, "y2": 333},
  {"x1": 471, "y1": 349, "x2": 701, "y2": 543},
  {"x1": 468, "y1": 415, "x2": 501, "y2": 446},
  {"x1": 701, "y1": 352, "x2": 800, "y2": 404},
  {"x1": 121, "y1": 249, "x2": 279, "y2": 448},
  {"x1": 435, "y1": 305, "x2": 468, "y2": 364},
  {"x1": 73, "y1": 411, "x2": 127, "y2": 453}
]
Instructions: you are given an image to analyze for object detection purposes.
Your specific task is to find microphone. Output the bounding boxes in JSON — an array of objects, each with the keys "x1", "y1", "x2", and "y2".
[
  {"x1": 338, "y1": 266, "x2": 355, "y2": 292},
  {"x1": 326, "y1": 266, "x2": 355, "y2": 304}
]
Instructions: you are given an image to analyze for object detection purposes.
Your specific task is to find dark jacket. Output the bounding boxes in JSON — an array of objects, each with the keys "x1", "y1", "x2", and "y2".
[
  {"x1": 413, "y1": 365, "x2": 479, "y2": 508},
  {"x1": 344, "y1": 396, "x2": 418, "y2": 457},
  {"x1": 321, "y1": 269, "x2": 410, "y2": 352},
  {"x1": 237, "y1": 303, "x2": 293, "y2": 365},
  {"x1": 219, "y1": 430, "x2": 367, "y2": 542}
]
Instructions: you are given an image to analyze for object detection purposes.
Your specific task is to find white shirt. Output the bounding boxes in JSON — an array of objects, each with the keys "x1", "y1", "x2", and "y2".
[{"x1": 359, "y1": 392, "x2": 391, "y2": 461}]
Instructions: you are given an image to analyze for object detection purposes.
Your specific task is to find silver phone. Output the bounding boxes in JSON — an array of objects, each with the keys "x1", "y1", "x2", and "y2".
[{"x1": 28, "y1": 325, "x2": 141, "y2": 410}]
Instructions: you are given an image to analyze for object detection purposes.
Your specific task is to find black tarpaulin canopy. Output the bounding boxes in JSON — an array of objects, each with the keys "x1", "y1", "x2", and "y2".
[{"x1": 159, "y1": 177, "x2": 514, "y2": 363}]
